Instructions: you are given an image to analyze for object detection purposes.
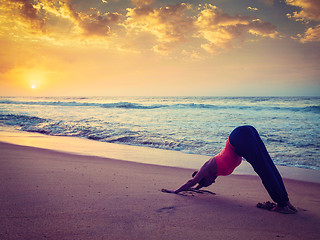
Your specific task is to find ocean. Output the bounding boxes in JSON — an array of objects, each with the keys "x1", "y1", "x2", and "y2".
[{"x1": 0, "y1": 96, "x2": 319, "y2": 171}]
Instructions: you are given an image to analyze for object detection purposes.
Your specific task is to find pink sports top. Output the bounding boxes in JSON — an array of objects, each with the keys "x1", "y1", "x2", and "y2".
[{"x1": 215, "y1": 138, "x2": 242, "y2": 176}]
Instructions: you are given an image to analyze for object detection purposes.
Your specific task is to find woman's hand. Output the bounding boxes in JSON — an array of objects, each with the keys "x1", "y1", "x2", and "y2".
[{"x1": 161, "y1": 188, "x2": 177, "y2": 194}]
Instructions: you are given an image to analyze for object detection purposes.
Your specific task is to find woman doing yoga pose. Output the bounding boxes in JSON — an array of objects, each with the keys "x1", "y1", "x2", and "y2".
[{"x1": 163, "y1": 125, "x2": 297, "y2": 214}]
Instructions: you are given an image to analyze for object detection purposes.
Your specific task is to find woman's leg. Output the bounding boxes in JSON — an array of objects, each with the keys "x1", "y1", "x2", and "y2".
[
  {"x1": 229, "y1": 126, "x2": 289, "y2": 207},
  {"x1": 249, "y1": 126, "x2": 289, "y2": 198}
]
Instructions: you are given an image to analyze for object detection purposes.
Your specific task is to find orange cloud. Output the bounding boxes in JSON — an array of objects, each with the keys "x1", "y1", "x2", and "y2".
[
  {"x1": 299, "y1": 24, "x2": 320, "y2": 42},
  {"x1": 0, "y1": 0, "x2": 122, "y2": 40},
  {"x1": 195, "y1": 5, "x2": 277, "y2": 54},
  {"x1": 124, "y1": 3, "x2": 278, "y2": 55},
  {"x1": 124, "y1": 3, "x2": 194, "y2": 55},
  {"x1": 247, "y1": 7, "x2": 259, "y2": 11},
  {"x1": 0, "y1": 1, "x2": 289, "y2": 57},
  {"x1": 285, "y1": 0, "x2": 320, "y2": 42},
  {"x1": 286, "y1": 0, "x2": 320, "y2": 21},
  {"x1": 70, "y1": 7, "x2": 121, "y2": 37},
  {"x1": 42, "y1": 1, "x2": 122, "y2": 37},
  {"x1": 0, "y1": 0, "x2": 45, "y2": 32}
]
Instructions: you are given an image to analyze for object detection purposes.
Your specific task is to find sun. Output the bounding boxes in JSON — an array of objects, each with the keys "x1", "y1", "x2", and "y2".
[{"x1": 25, "y1": 70, "x2": 46, "y2": 91}]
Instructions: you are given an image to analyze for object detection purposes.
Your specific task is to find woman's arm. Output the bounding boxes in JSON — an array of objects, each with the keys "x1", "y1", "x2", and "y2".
[
  {"x1": 173, "y1": 168, "x2": 207, "y2": 193},
  {"x1": 174, "y1": 178, "x2": 198, "y2": 193},
  {"x1": 194, "y1": 184, "x2": 203, "y2": 190},
  {"x1": 161, "y1": 173, "x2": 204, "y2": 194},
  {"x1": 162, "y1": 159, "x2": 212, "y2": 194}
]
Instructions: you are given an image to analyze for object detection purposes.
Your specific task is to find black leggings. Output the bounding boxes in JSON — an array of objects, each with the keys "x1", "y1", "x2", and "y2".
[{"x1": 229, "y1": 125, "x2": 289, "y2": 207}]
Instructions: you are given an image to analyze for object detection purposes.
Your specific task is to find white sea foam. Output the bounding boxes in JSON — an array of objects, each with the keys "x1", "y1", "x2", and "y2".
[{"x1": 1, "y1": 96, "x2": 319, "y2": 170}]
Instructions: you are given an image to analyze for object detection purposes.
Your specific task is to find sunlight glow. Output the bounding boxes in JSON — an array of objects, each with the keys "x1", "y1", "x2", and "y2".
[
  {"x1": 25, "y1": 70, "x2": 45, "y2": 91},
  {"x1": 0, "y1": 0, "x2": 318, "y2": 96}
]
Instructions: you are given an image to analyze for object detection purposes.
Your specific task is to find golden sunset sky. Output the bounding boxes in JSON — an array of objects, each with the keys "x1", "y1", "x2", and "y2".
[{"x1": 0, "y1": 0, "x2": 319, "y2": 96}]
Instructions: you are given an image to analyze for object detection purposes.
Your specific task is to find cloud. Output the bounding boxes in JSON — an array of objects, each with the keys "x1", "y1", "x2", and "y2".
[
  {"x1": 42, "y1": 1, "x2": 122, "y2": 37},
  {"x1": 0, "y1": 0, "x2": 122, "y2": 39},
  {"x1": 0, "y1": 0, "x2": 45, "y2": 31},
  {"x1": 299, "y1": 24, "x2": 320, "y2": 42},
  {"x1": 285, "y1": 0, "x2": 320, "y2": 42},
  {"x1": 124, "y1": 3, "x2": 194, "y2": 55},
  {"x1": 285, "y1": 0, "x2": 320, "y2": 21},
  {"x1": 195, "y1": 5, "x2": 277, "y2": 54},
  {"x1": 124, "y1": 3, "x2": 278, "y2": 55},
  {"x1": 247, "y1": 7, "x2": 259, "y2": 11},
  {"x1": 70, "y1": 7, "x2": 122, "y2": 37},
  {"x1": 131, "y1": 0, "x2": 155, "y2": 7},
  {"x1": 0, "y1": 1, "x2": 281, "y2": 56}
]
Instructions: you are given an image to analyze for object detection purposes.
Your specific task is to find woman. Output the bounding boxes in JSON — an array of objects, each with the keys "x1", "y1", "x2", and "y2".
[{"x1": 163, "y1": 125, "x2": 297, "y2": 214}]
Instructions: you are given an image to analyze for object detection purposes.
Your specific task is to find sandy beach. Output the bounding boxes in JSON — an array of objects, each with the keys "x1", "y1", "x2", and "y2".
[
  {"x1": 1, "y1": 141, "x2": 320, "y2": 240},
  {"x1": 1, "y1": 0, "x2": 320, "y2": 238}
]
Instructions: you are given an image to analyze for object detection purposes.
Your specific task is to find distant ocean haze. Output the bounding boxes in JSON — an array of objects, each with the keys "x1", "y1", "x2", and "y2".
[{"x1": 0, "y1": 96, "x2": 319, "y2": 170}]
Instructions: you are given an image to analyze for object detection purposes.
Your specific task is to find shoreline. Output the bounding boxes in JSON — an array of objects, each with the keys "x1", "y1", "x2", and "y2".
[
  {"x1": 0, "y1": 141, "x2": 320, "y2": 240},
  {"x1": 0, "y1": 126, "x2": 319, "y2": 184}
]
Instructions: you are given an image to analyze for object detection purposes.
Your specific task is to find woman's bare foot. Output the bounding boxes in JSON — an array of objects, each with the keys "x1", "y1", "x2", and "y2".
[
  {"x1": 257, "y1": 201, "x2": 297, "y2": 214},
  {"x1": 272, "y1": 205, "x2": 296, "y2": 214},
  {"x1": 287, "y1": 202, "x2": 298, "y2": 213}
]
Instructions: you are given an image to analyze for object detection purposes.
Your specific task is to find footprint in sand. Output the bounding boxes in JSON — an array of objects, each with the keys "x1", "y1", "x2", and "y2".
[{"x1": 156, "y1": 206, "x2": 176, "y2": 214}]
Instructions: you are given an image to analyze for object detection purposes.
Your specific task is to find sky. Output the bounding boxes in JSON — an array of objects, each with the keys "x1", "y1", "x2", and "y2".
[{"x1": 0, "y1": 0, "x2": 319, "y2": 96}]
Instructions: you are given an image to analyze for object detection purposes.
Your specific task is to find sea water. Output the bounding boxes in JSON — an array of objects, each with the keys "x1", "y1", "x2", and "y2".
[{"x1": 0, "y1": 96, "x2": 319, "y2": 171}]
